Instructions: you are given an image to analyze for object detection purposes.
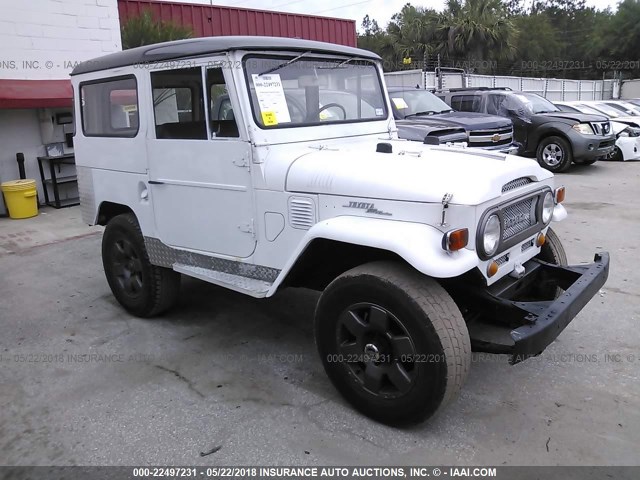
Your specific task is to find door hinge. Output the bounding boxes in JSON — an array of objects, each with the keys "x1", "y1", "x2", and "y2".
[
  {"x1": 238, "y1": 219, "x2": 255, "y2": 237},
  {"x1": 233, "y1": 157, "x2": 250, "y2": 170}
]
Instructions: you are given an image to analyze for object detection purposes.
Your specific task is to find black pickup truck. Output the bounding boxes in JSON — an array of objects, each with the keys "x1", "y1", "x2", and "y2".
[
  {"x1": 437, "y1": 88, "x2": 616, "y2": 172},
  {"x1": 388, "y1": 87, "x2": 518, "y2": 153}
]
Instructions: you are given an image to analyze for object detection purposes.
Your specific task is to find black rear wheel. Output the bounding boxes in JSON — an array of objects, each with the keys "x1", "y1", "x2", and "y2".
[{"x1": 102, "y1": 213, "x2": 180, "y2": 317}]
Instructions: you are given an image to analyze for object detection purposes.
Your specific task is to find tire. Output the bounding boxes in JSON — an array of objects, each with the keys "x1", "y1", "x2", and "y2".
[
  {"x1": 535, "y1": 227, "x2": 567, "y2": 299},
  {"x1": 102, "y1": 213, "x2": 180, "y2": 317},
  {"x1": 573, "y1": 159, "x2": 597, "y2": 165},
  {"x1": 536, "y1": 136, "x2": 573, "y2": 173},
  {"x1": 315, "y1": 261, "x2": 471, "y2": 425},
  {"x1": 611, "y1": 146, "x2": 624, "y2": 162}
]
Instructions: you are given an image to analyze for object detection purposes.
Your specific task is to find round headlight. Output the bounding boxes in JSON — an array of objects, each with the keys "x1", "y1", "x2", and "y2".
[
  {"x1": 483, "y1": 214, "x2": 501, "y2": 256},
  {"x1": 542, "y1": 191, "x2": 554, "y2": 224}
]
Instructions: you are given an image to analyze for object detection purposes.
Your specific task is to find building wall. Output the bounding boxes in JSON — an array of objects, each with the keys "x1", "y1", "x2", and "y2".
[
  {"x1": 118, "y1": 0, "x2": 357, "y2": 47},
  {"x1": 0, "y1": 0, "x2": 121, "y2": 80},
  {"x1": 0, "y1": 0, "x2": 122, "y2": 215}
]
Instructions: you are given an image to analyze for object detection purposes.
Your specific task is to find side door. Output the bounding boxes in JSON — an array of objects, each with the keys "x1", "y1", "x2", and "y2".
[{"x1": 146, "y1": 63, "x2": 255, "y2": 258}]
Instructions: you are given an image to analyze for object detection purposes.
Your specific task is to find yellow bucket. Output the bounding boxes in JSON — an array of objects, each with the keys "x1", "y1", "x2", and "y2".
[{"x1": 1, "y1": 179, "x2": 38, "y2": 219}]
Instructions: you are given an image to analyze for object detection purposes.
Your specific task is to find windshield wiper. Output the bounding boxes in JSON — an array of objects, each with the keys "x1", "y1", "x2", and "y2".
[
  {"x1": 258, "y1": 51, "x2": 311, "y2": 76},
  {"x1": 405, "y1": 110, "x2": 439, "y2": 117},
  {"x1": 322, "y1": 57, "x2": 369, "y2": 70}
]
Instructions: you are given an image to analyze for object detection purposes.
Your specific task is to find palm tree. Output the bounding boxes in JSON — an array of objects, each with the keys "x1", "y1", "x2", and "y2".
[
  {"x1": 121, "y1": 10, "x2": 193, "y2": 50},
  {"x1": 435, "y1": 0, "x2": 516, "y2": 64}
]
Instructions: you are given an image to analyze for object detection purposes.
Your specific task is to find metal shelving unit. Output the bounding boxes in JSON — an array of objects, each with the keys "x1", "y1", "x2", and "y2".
[{"x1": 36, "y1": 153, "x2": 80, "y2": 208}]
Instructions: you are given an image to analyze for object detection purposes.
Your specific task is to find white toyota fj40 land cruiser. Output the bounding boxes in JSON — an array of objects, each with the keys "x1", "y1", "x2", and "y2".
[{"x1": 71, "y1": 37, "x2": 609, "y2": 424}]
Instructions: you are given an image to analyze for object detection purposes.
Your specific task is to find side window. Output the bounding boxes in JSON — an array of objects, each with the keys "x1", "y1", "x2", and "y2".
[
  {"x1": 486, "y1": 94, "x2": 506, "y2": 115},
  {"x1": 151, "y1": 67, "x2": 207, "y2": 140},
  {"x1": 451, "y1": 95, "x2": 480, "y2": 112},
  {"x1": 207, "y1": 68, "x2": 239, "y2": 138},
  {"x1": 80, "y1": 76, "x2": 138, "y2": 137}
]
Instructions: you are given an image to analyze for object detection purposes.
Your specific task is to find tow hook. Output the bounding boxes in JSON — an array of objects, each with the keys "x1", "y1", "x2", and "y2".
[{"x1": 510, "y1": 263, "x2": 525, "y2": 279}]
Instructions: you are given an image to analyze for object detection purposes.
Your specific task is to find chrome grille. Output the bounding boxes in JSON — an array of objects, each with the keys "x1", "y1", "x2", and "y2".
[
  {"x1": 502, "y1": 177, "x2": 532, "y2": 193},
  {"x1": 502, "y1": 198, "x2": 536, "y2": 239},
  {"x1": 591, "y1": 121, "x2": 611, "y2": 135}
]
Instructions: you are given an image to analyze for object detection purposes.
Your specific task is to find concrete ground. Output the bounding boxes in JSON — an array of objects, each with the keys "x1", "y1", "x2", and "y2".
[{"x1": 0, "y1": 161, "x2": 638, "y2": 467}]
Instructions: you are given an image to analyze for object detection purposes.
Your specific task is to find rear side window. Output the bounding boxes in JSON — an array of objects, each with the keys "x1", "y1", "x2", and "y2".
[
  {"x1": 80, "y1": 76, "x2": 138, "y2": 137},
  {"x1": 451, "y1": 95, "x2": 480, "y2": 112}
]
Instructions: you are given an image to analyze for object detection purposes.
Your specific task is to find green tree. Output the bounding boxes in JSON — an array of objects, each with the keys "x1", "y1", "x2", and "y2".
[
  {"x1": 121, "y1": 10, "x2": 193, "y2": 50},
  {"x1": 434, "y1": 0, "x2": 517, "y2": 67}
]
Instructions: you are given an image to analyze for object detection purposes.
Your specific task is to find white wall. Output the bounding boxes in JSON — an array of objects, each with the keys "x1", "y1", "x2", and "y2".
[
  {"x1": 621, "y1": 79, "x2": 640, "y2": 100},
  {"x1": 0, "y1": 0, "x2": 121, "y2": 80}
]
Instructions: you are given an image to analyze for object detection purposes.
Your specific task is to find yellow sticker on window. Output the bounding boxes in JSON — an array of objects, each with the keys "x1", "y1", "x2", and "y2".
[
  {"x1": 261, "y1": 111, "x2": 278, "y2": 126},
  {"x1": 392, "y1": 97, "x2": 409, "y2": 109}
]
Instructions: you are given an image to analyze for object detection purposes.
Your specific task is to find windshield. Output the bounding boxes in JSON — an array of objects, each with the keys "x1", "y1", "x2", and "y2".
[
  {"x1": 388, "y1": 90, "x2": 452, "y2": 117},
  {"x1": 604, "y1": 102, "x2": 640, "y2": 116},
  {"x1": 513, "y1": 93, "x2": 560, "y2": 114},
  {"x1": 590, "y1": 103, "x2": 622, "y2": 117},
  {"x1": 574, "y1": 104, "x2": 605, "y2": 115},
  {"x1": 244, "y1": 55, "x2": 387, "y2": 128}
]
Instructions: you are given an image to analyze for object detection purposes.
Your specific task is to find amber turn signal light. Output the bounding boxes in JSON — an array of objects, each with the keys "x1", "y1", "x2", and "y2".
[
  {"x1": 487, "y1": 261, "x2": 499, "y2": 277},
  {"x1": 536, "y1": 232, "x2": 546, "y2": 247},
  {"x1": 442, "y1": 228, "x2": 469, "y2": 252},
  {"x1": 555, "y1": 186, "x2": 565, "y2": 203}
]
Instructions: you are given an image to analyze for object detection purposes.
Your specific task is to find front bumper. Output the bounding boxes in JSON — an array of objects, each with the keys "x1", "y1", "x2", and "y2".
[
  {"x1": 570, "y1": 131, "x2": 616, "y2": 161},
  {"x1": 454, "y1": 252, "x2": 609, "y2": 363}
]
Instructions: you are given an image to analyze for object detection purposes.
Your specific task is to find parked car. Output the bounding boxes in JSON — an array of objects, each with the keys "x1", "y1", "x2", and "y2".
[
  {"x1": 626, "y1": 99, "x2": 640, "y2": 108},
  {"x1": 555, "y1": 102, "x2": 640, "y2": 161},
  {"x1": 71, "y1": 37, "x2": 608, "y2": 425},
  {"x1": 567, "y1": 101, "x2": 640, "y2": 128},
  {"x1": 437, "y1": 88, "x2": 616, "y2": 172},
  {"x1": 597, "y1": 100, "x2": 640, "y2": 116},
  {"x1": 387, "y1": 87, "x2": 518, "y2": 152}
]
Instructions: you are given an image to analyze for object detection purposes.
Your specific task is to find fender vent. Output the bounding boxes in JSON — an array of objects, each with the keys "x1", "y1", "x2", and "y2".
[
  {"x1": 502, "y1": 177, "x2": 532, "y2": 193},
  {"x1": 288, "y1": 197, "x2": 316, "y2": 230}
]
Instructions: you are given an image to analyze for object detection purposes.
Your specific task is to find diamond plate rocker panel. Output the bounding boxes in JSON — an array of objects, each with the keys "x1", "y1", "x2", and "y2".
[{"x1": 144, "y1": 237, "x2": 280, "y2": 283}]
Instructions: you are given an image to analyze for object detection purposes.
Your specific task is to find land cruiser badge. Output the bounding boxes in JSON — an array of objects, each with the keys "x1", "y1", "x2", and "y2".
[{"x1": 343, "y1": 201, "x2": 392, "y2": 216}]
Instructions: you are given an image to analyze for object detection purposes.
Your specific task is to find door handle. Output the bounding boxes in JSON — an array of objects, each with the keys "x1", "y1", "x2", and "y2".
[{"x1": 148, "y1": 180, "x2": 164, "y2": 185}]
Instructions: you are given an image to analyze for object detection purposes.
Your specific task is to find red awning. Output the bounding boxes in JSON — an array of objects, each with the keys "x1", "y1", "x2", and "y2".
[{"x1": 0, "y1": 79, "x2": 73, "y2": 109}]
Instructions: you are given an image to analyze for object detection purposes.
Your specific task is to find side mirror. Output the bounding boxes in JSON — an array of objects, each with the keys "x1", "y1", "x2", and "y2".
[{"x1": 424, "y1": 136, "x2": 440, "y2": 145}]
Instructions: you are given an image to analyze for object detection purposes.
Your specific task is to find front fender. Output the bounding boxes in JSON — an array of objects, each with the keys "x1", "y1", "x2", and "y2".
[{"x1": 267, "y1": 216, "x2": 479, "y2": 296}]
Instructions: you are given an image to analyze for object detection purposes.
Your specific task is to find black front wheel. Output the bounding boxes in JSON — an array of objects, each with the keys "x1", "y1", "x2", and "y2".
[
  {"x1": 102, "y1": 213, "x2": 180, "y2": 317},
  {"x1": 315, "y1": 261, "x2": 471, "y2": 425},
  {"x1": 535, "y1": 227, "x2": 568, "y2": 299}
]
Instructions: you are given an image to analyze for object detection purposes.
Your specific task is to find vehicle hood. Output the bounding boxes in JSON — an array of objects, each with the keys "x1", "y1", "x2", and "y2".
[
  {"x1": 534, "y1": 111, "x2": 608, "y2": 124},
  {"x1": 285, "y1": 142, "x2": 552, "y2": 205},
  {"x1": 400, "y1": 111, "x2": 512, "y2": 130},
  {"x1": 394, "y1": 121, "x2": 467, "y2": 143}
]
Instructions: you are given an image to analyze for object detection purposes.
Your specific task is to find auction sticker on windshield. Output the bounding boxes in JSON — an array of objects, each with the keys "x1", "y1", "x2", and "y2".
[
  {"x1": 251, "y1": 73, "x2": 291, "y2": 124},
  {"x1": 392, "y1": 97, "x2": 409, "y2": 109}
]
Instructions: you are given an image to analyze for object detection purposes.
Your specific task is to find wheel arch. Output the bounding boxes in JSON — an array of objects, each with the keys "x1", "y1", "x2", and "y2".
[
  {"x1": 96, "y1": 201, "x2": 134, "y2": 226},
  {"x1": 533, "y1": 126, "x2": 573, "y2": 157},
  {"x1": 267, "y1": 216, "x2": 479, "y2": 296}
]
